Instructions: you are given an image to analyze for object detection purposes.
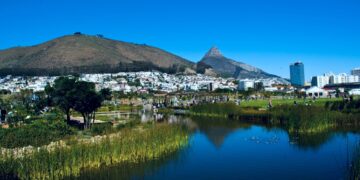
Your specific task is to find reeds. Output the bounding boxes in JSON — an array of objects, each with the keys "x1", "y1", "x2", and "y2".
[
  {"x1": 271, "y1": 105, "x2": 360, "y2": 133},
  {"x1": 350, "y1": 143, "x2": 360, "y2": 180},
  {"x1": 189, "y1": 102, "x2": 360, "y2": 134},
  {"x1": 190, "y1": 102, "x2": 241, "y2": 117},
  {"x1": 0, "y1": 124, "x2": 189, "y2": 179}
]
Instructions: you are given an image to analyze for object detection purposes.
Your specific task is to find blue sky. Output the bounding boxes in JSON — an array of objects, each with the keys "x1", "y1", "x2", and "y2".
[{"x1": 1, "y1": 0, "x2": 359, "y2": 80}]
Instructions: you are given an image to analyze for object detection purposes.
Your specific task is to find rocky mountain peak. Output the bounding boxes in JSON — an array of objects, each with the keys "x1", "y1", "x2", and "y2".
[
  {"x1": 204, "y1": 46, "x2": 223, "y2": 58},
  {"x1": 200, "y1": 46, "x2": 283, "y2": 80}
]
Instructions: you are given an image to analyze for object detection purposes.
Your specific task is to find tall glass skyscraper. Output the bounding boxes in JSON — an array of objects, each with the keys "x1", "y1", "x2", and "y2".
[{"x1": 290, "y1": 62, "x2": 305, "y2": 86}]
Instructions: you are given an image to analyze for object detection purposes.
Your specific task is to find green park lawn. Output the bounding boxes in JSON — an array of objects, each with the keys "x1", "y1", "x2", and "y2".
[{"x1": 239, "y1": 97, "x2": 343, "y2": 108}]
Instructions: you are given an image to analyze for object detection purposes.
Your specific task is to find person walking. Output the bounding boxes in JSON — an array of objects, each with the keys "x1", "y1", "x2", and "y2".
[{"x1": 268, "y1": 97, "x2": 273, "y2": 109}]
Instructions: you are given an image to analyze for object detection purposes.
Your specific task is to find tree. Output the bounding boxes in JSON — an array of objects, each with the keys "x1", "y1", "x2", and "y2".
[
  {"x1": 45, "y1": 77, "x2": 76, "y2": 123},
  {"x1": 335, "y1": 88, "x2": 341, "y2": 98},
  {"x1": 32, "y1": 92, "x2": 48, "y2": 115},
  {"x1": 71, "y1": 81, "x2": 103, "y2": 129},
  {"x1": 46, "y1": 77, "x2": 111, "y2": 129},
  {"x1": 254, "y1": 82, "x2": 264, "y2": 92},
  {"x1": 100, "y1": 88, "x2": 112, "y2": 101},
  {"x1": 16, "y1": 89, "x2": 33, "y2": 112}
]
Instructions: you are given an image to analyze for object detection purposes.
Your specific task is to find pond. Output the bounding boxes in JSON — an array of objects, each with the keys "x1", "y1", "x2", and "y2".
[{"x1": 75, "y1": 116, "x2": 360, "y2": 180}]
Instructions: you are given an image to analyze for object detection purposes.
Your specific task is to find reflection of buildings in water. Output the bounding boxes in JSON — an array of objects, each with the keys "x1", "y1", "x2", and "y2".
[
  {"x1": 168, "y1": 115, "x2": 178, "y2": 124},
  {"x1": 97, "y1": 111, "x2": 136, "y2": 121},
  {"x1": 141, "y1": 112, "x2": 153, "y2": 123},
  {"x1": 154, "y1": 114, "x2": 164, "y2": 121},
  {"x1": 167, "y1": 115, "x2": 191, "y2": 124},
  {"x1": 143, "y1": 104, "x2": 153, "y2": 112},
  {"x1": 139, "y1": 112, "x2": 194, "y2": 126},
  {"x1": 191, "y1": 118, "x2": 252, "y2": 148},
  {"x1": 141, "y1": 113, "x2": 164, "y2": 122}
]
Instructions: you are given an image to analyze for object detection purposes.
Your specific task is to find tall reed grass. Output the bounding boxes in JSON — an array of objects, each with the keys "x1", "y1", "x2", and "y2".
[
  {"x1": 0, "y1": 124, "x2": 189, "y2": 179},
  {"x1": 271, "y1": 105, "x2": 360, "y2": 133},
  {"x1": 350, "y1": 143, "x2": 360, "y2": 180},
  {"x1": 189, "y1": 102, "x2": 360, "y2": 134}
]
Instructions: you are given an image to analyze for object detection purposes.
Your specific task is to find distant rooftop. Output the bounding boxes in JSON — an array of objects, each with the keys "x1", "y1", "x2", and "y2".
[{"x1": 290, "y1": 61, "x2": 303, "y2": 66}]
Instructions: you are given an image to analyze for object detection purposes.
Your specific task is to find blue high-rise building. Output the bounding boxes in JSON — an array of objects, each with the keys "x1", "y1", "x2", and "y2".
[{"x1": 290, "y1": 62, "x2": 305, "y2": 86}]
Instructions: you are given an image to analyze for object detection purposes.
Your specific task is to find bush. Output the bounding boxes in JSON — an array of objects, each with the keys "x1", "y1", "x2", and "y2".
[
  {"x1": 0, "y1": 120, "x2": 74, "y2": 148},
  {"x1": 116, "y1": 119, "x2": 141, "y2": 130},
  {"x1": 90, "y1": 123, "x2": 113, "y2": 135},
  {"x1": 326, "y1": 99, "x2": 360, "y2": 113}
]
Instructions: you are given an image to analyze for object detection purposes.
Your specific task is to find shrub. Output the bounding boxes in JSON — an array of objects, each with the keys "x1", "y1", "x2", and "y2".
[
  {"x1": 0, "y1": 120, "x2": 74, "y2": 148},
  {"x1": 90, "y1": 123, "x2": 113, "y2": 135}
]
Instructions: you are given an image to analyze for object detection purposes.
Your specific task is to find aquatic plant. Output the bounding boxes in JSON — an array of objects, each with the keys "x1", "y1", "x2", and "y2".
[
  {"x1": 189, "y1": 102, "x2": 360, "y2": 134},
  {"x1": 350, "y1": 143, "x2": 360, "y2": 180},
  {"x1": 0, "y1": 124, "x2": 189, "y2": 179},
  {"x1": 326, "y1": 99, "x2": 360, "y2": 114},
  {"x1": 189, "y1": 102, "x2": 241, "y2": 117},
  {"x1": 270, "y1": 105, "x2": 360, "y2": 133}
]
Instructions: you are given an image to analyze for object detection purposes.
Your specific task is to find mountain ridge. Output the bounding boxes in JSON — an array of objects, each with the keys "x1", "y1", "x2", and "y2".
[
  {"x1": 0, "y1": 35, "x2": 285, "y2": 81},
  {"x1": 0, "y1": 34, "x2": 194, "y2": 76},
  {"x1": 199, "y1": 47, "x2": 280, "y2": 79}
]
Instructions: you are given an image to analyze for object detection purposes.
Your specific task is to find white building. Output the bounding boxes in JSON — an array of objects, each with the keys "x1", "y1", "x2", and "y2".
[
  {"x1": 312, "y1": 72, "x2": 359, "y2": 87},
  {"x1": 328, "y1": 73, "x2": 359, "y2": 84},
  {"x1": 351, "y1": 68, "x2": 360, "y2": 77},
  {"x1": 311, "y1": 75, "x2": 330, "y2": 87},
  {"x1": 348, "y1": 75, "x2": 359, "y2": 83},
  {"x1": 306, "y1": 86, "x2": 328, "y2": 98},
  {"x1": 349, "y1": 89, "x2": 360, "y2": 96},
  {"x1": 238, "y1": 80, "x2": 254, "y2": 91},
  {"x1": 329, "y1": 73, "x2": 347, "y2": 84},
  {"x1": 264, "y1": 87, "x2": 278, "y2": 92}
]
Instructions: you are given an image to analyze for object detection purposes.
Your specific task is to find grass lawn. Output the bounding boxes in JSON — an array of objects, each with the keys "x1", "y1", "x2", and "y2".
[
  {"x1": 239, "y1": 97, "x2": 343, "y2": 108},
  {"x1": 97, "y1": 104, "x2": 142, "y2": 112}
]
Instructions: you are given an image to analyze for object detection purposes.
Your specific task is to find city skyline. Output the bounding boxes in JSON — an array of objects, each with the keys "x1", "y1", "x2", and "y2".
[{"x1": 1, "y1": 0, "x2": 359, "y2": 79}]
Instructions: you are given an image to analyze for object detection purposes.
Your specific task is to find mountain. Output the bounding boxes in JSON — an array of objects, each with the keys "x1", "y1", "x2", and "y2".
[
  {"x1": 199, "y1": 47, "x2": 279, "y2": 79},
  {"x1": 0, "y1": 34, "x2": 194, "y2": 76}
]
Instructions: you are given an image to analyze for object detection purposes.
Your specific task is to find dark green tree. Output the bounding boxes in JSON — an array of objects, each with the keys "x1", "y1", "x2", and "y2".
[
  {"x1": 72, "y1": 81, "x2": 103, "y2": 129},
  {"x1": 46, "y1": 77, "x2": 111, "y2": 128},
  {"x1": 254, "y1": 82, "x2": 264, "y2": 92},
  {"x1": 100, "y1": 88, "x2": 112, "y2": 101},
  {"x1": 45, "y1": 77, "x2": 76, "y2": 123}
]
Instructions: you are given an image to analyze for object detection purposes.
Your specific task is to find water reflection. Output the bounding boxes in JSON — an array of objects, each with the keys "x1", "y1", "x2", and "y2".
[
  {"x1": 191, "y1": 117, "x2": 251, "y2": 148},
  {"x1": 74, "y1": 113, "x2": 360, "y2": 179}
]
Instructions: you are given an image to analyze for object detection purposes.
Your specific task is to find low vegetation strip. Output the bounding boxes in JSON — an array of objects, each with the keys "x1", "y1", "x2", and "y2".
[
  {"x1": 190, "y1": 103, "x2": 241, "y2": 117},
  {"x1": 0, "y1": 119, "x2": 74, "y2": 148},
  {"x1": 189, "y1": 101, "x2": 360, "y2": 133},
  {"x1": 351, "y1": 145, "x2": 360, "y2": 179},
  {"x1": 189, "y1": 102, "x2": 269, "y2": 118},
  {"x1": 239, "y1": 98, "x2": 343, "y2": 108},
  {"x1": 270, "y1": 105, "x2": 360, "y2": 133},
  {"x1": 0, "y1": 124, "x2": 189, "y2": 179}
]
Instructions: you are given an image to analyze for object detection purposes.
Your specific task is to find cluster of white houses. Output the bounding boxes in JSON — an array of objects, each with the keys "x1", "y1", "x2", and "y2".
[
  {"x1": 0, "y1": 72, "x2": 238, "y2": 93},
  {"x1": 1, "y1": 68, "x2": 359, "y2": 98},
  {"x1": 301, "y1": 85, "x2": 360, "y2": 98},
  {"x1": 306, "y1": 69, "x2": 360, "y2": 98},
  {"x1": 311, "y1": 72, "x2": 359, "y2": 88}
]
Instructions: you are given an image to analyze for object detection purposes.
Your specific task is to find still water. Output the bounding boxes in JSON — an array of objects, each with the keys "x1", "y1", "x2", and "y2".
[{"x1": 77, "y1": 116, "x2": 360, "y2": 180}]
